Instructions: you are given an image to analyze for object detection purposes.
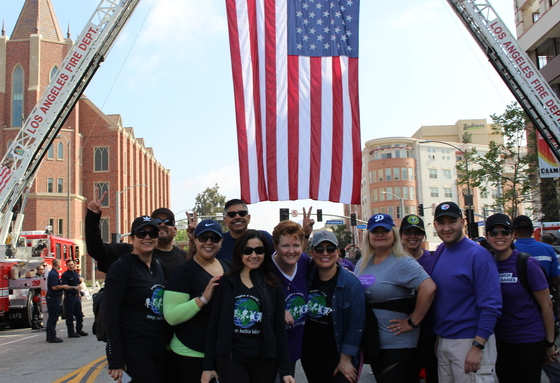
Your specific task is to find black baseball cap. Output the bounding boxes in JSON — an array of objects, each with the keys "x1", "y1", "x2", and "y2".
[
  {"x1": 485, "y1": 213, "x2": 512, "y2": 231},
  {"x1": 400, "y1": 214, "x2": 425, "y2": 234},
  {"x1": 434, "y1": 201, "x2": 462, "y2": 220},
  {"x1": 513, "y1": 215, "x2": 533, "y2": 230},
  {"x1": 151, "y1": 208, "x2": 175, "y2": 223},
  {"x1": 131, "y1": 216, "x2": 158, "y2": 233}
]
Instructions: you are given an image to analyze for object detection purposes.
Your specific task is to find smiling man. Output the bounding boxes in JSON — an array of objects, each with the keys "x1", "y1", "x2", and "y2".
[
  {"x1": 430, "y1": 201, "x2": 502, "y2": 383},
  {"x1": 215, "y1": 199, "x2": 274, "y2": 261}
]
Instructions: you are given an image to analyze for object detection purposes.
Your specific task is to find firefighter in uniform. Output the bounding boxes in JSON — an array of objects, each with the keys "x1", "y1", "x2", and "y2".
[
  {"x1": 61, "y1": 260, "x2": 88, "y2": 338},
  {"x1": 46, "y1": 258, "x2": 69, "y2": 343}
]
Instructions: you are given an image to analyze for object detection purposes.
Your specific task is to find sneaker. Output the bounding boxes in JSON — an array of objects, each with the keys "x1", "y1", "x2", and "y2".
[
  {"x1": 78, "y1": 331, "x2": 88, "y2": 336},
  {"x1": 68, "y1": 333, "x2": 81, "y2": 338},
  {"x1": 47, "y1": 337, "x2": 64, "y2": 343}
]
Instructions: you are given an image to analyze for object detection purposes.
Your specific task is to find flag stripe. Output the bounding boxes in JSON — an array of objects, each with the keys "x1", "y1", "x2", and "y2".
[
  {"x1": 349, "y1": 57, "x2": 361, "y2": 204},
  {"x1": 287, "y1": 55, "x2": 300, "y2": 200},
  {"x1": 309, "y1": 56, "x2": 323, "y2": 201},
  {"x1": 330, "y1": 56, "x2": 343, "y2": 201}
]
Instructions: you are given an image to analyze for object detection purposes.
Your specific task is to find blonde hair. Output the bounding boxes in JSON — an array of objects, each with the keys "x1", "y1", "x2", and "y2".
[{"x1": 358, "y1": 227, "x2": 407, "y2": 274}]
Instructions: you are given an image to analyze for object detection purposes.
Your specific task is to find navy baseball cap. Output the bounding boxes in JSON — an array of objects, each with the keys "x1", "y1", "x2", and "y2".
[
  {"x1": 194, "y1": 219, "x2": 223, "y2": 237},
  {"x1": 131, "y1": 216, "x2": 158, "y2": 233},
  {"x1": 367, "y1": 213, "x2": 395, "y2": 231},
  {"x1": 434, "y1": 202, "x2": 462, "y2": 220}
]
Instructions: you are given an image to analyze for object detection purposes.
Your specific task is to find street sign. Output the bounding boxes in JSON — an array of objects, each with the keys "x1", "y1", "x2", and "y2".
[
  {"x1": 477, "y1": 221, "x2": 485, "y2": 226},
  {"x1": 326, "y1": 220, "x2": 344, "y2": 225},
  {"x1": 357, "y1": 224, "x2": 366, "y2": 229}
]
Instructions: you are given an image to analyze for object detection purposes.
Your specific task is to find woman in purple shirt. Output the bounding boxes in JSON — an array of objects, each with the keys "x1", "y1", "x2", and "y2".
[{"x1": 485, "y1": 213, "x2": 558, "y2": 382}]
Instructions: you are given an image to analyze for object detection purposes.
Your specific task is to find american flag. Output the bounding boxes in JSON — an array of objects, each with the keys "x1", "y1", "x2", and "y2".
[{"x1": 226, "y1": 0, "x2": 361, "y2": 204}]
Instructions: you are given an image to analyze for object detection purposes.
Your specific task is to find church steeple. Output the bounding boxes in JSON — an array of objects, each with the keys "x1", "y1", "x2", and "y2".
[{"x1": 11, "y1": 0, "x2": 64, "y2": 41}]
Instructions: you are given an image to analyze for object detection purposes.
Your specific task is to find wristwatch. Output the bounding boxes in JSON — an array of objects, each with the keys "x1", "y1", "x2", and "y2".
[
  {"x1": 407, "y1": 317, "x2": 419, "y2": 329},
  {"x1": 472, "y1": 341, "x2": 485, "y2": 350},
  {"x1": 198, "y1": 294, "x2": 209, "y2": 305},
  {"x1": 545, "y1": 340, "x2": 556, "y2": 348}
]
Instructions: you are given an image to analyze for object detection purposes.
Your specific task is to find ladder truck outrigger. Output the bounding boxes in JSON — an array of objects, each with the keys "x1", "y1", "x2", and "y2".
[{"x1": 0, "y1": 0, "x2": 141, "y2": 328}]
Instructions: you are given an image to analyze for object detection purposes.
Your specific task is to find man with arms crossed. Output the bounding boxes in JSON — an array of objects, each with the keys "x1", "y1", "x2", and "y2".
[{"x1": 430, "y1": 202, "x2": 502, "y2": 382}]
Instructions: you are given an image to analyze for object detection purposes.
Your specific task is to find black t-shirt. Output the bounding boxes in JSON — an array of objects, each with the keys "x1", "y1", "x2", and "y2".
[
  {"x1": 153, "y1": 246, "x2": 187, "y2": 277},
  {"x1": 165, "y1": 258, "x2": 230, "y2": 352},
  {"x1": 303, "y1": 267, "x2": 339, "y2": 356},
  {"x1": 232, "y1": 282, "x2": 264, "y2": 359}
]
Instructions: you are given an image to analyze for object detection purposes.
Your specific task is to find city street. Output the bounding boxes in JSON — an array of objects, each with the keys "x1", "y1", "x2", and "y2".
[{"x1": 0, "y1": 299, "x2": 376, "y2": 383}]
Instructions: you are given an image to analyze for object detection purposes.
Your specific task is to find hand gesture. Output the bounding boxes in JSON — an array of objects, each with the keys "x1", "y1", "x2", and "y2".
[
  {"x1": 186, "y1": 211, "x2": 198, "y2": 242},
  {"x1": 201, "y1": 276, "x2": 221, "y2": 304},
  {"x1": 88, "y1": 187, "x2": 107, "y2": 214},
  {"x1": 302, "y1": 207, "x2": 315, "y2": 237}
]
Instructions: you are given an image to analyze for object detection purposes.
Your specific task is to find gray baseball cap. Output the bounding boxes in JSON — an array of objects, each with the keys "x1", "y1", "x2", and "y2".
[{"x1": 311, "y1": 230, "x2": 338, "y2": 247}]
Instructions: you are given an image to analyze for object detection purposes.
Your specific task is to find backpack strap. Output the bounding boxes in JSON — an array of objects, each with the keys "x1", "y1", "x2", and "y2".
[{"x1": 516, "y1": 252, "x2": 533, "y2": 297}]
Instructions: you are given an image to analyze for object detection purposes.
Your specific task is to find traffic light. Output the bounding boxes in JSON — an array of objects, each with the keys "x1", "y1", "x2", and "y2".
[
  {"x1": 418, "y1": 204, "x2": 424, "y2": 217},
  {"x1": 350, "y1": 213, "x2": 357, "y2": 226},
  {"x1": 317, "y1": 209, "x2": 323, "y2": 222},
  {"x1": 465, "y1": 208, "x2": 479, "y2": 238},
  {"x1": 279, "y1": 208, "x2": 289, "y2": 222}
]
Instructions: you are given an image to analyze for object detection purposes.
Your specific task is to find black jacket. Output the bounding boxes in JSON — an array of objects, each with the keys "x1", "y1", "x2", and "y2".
[
  {"x1": 203, "y1": 269, "x2": 291, "y2": 377},
  {"x1": 85, "y1": 209, "x2": 186, "y2": 275}
]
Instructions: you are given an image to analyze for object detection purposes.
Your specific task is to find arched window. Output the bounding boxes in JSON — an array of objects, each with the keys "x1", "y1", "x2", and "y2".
[
  {"x1": 12, "y1": 65, "x2": 24, "y2": 127},
  {"x1": 57, "y1": 142, "x2": 64, "y2": 159},
  {"x1": 49, "y1": 66, "x2": 58, "y2": 82}
]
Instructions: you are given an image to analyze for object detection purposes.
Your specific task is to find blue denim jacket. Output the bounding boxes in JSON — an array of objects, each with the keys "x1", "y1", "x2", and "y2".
[{"x1": 309, "y1": 266, "x2": 365, "y2": 366}]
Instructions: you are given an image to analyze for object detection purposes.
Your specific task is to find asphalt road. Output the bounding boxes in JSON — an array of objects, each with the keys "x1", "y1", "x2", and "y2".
[{"x1": 0, "y1": 299, "x2": 376, "y2": 383}]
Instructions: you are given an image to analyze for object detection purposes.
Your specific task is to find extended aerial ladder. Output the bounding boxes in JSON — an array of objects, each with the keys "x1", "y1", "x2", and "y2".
[
  {"x1": 0, "y1": 0, "x2": 141, "y2": 259},
  {"x1": 445, "y1": 0, "x2": 560, "y2": 162}
]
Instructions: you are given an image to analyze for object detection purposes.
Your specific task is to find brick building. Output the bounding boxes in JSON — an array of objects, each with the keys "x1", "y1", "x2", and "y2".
[{"x1": 0, "y1": 0, "x2": 170, "y2": 279}]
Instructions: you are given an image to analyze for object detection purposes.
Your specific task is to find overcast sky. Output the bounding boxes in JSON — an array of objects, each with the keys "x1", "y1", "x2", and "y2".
[{"x1": 2, "y1": 0, "x2": 517, "y2": 233}]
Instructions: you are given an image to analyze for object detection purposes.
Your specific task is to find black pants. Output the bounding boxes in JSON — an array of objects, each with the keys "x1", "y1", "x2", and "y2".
[
  {"x1": 64, "y1": 295, "x2": 83, "y2": 334},
  {"x1": 301, "y1": 353, "x2": 351, "y2": 383},
  {"x1": 167, "y1": 351, "x2": 204, "y2": 383},
  {"x1": 123, "y1": 354, "x2": 165, "y2": 383},
  {"x1": 216, "y1": 354, "x2": 278, "y2": 383},
  {"x1": 46, "y1": 295, "x2": 61, "y2": 340},
  {"x1": 369, "y1": 348, "x2": 417, "y2": 383},
  {"x1": 496, "y1": 340, "x2": 545, "y2": 383}
]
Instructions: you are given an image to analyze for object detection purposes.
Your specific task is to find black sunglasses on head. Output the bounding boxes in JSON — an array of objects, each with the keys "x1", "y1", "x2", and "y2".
[
  {"x1": 134, "y1": 229, "x2": 159, "y2": 239},
  {"x1": 197, "y1": 234, "x2": 221, "y2": 244},
  {"x1": 487, "y1": 229, "x2": 512, "y2": 237},
  {"x1": 242, "y1": 246, "x2": 265, "y2": 255},
  {"x1": 313, "y1": 245, "x2": 337, "y2": 254},
  {"x1": 226, "y1": 210, "x2": 248, "y2": 218},
  {"x1": 154, "y1": 218, "x2": 174, "y2": 226}
]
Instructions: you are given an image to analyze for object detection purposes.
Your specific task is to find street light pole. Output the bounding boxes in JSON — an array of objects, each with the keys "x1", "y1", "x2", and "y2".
[
  {"x1": 57, "y1": 134, "x2": 71, "y2": 239},
  {"x1": 419, "y1": 140, "x2": 477, "y2": 238},
  {"x1": 116, "y1": 184, "x2": 148, "y2": 242},
  {"x1": 381, "y1": 191, "x2": 405, "y2": 219}
]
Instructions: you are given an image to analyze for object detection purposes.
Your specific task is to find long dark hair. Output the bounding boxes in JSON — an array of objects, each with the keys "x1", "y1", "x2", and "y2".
[{"x1": 229, "y1": 229, "x2": 278, "y2": 287}]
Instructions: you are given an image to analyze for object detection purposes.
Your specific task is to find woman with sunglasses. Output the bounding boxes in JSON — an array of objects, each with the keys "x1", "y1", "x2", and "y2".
[
  {"x1": 202, "y1": 230, "x2": 294, "y2": 383},
  {"x1": 484, "y1": 213, "x2": 557, "y2": 382},
  {"x1": 301, "y1": 230, "x2": 365, "y2": 383},
  {"x1": 105, "y1": 216, "x2": 167, "y2": 383},
  {"x1": 163, "y1": 219, "x2": 229, "y2": 382},
  {"x1": 356, "y1": 213, "x2": 436, "y2": 383}
]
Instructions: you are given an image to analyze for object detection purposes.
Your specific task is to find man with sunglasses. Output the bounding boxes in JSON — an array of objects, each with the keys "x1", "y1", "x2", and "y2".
[
  {"x1": 85, "y1": 189, "x2": 187, "y2": 275},
  {"x1": 215, "y1": 199, "x2": 274, "y2": 261},
  {"x1": 430, "y1": 201, "x2": 502, "y2": 382}
]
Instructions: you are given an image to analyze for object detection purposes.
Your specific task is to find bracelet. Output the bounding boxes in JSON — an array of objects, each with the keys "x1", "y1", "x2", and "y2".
[
  {"x1": 472, "y1": 341, "x2": 485, "y2": 350},
  {"x1": 407, "y1": 317, "x2": 419, "y2": 328},
  {"x1": 546, "y1": 340, "x2": 556, "y2": 348},
  {"x1": 199, "y1": 294, "x2": 209, "y2": 305}
]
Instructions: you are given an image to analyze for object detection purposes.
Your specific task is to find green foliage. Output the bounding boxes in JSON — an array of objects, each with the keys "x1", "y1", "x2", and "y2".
[
  {"x1": 331, "y1": 224, "x2": 353, "y2": 250},
  {"x1": 456, "y1": 103, "x2": 537, "y2": 217},
  {"x1": 193, "y1": 184, "x2": 227, "y2": 231}
]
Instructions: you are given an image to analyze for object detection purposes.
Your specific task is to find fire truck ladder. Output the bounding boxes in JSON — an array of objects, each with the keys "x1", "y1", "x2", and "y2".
[
  {"x1": 446, "y1": 0, "x2": 560, "y2": 162},
  {"x1": 0, "y1": 0, "x2": 141, "y2": 251}
]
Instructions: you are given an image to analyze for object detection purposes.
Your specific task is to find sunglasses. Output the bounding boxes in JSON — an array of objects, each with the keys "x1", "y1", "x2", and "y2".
[
  {"x1": 197, "y1": 234, "x2": 221, "y2": 244},
  {"x1": 226, "y1": 210, "x2": 248, "y2": 218},
  {"x1": 242, "y1": 246, "x2": 265, "y2": 255},
  {"x1": 313, "y1": 245, "x2": 337, "y2": 254},
  {"x1": 134, "y1": 229, "x2": 159, "y2": 239},
  {"x1": 487, "y1": 229, "x2": 512, "y2": 237},
  {"x1": 154, "y1": 218, "x2": 174, "y2": 226}
]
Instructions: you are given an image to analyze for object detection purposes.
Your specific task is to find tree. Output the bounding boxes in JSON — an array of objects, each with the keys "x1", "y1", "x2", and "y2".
[
  {"x1": 456, "y1": 103, "x2": 538, "y2": 218},
  {"x1": 331, "y1": 224, "x2": 353, "y2": 250},
  {"x1": 193, "y1": 184, "x2": 227, "y2": 230}
]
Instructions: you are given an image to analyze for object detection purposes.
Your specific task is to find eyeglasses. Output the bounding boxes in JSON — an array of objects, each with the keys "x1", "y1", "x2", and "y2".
[
  {"x1": 401, "y1": 230, "x2": 424, "y2": 237},
  {"x1": 242, "y1": 246, "x2": 265, "y2": 255},
  {"x1": 134, "y1": 229, "x2": 159, "y2": 239},
  {"x1": 154, "y1": 218, "x2": 174, "y2": 226},
  {"x1": 313, "y1": 245, "x2": 337, "y2": 254},
  {"x1": 226, "y1": 210, "x2": 248, "y2": 218},
  {"x1": 487, "y1": 229, "x2": 512, "y2": 237},
  {"x1": 197, "y1": 234, "x2": 221, "y2": 244}
]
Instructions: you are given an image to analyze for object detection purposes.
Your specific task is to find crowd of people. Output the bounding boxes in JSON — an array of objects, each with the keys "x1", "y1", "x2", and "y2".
[{"x1": 34, "y1": 195, "x2": 560, "y2": 383}]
